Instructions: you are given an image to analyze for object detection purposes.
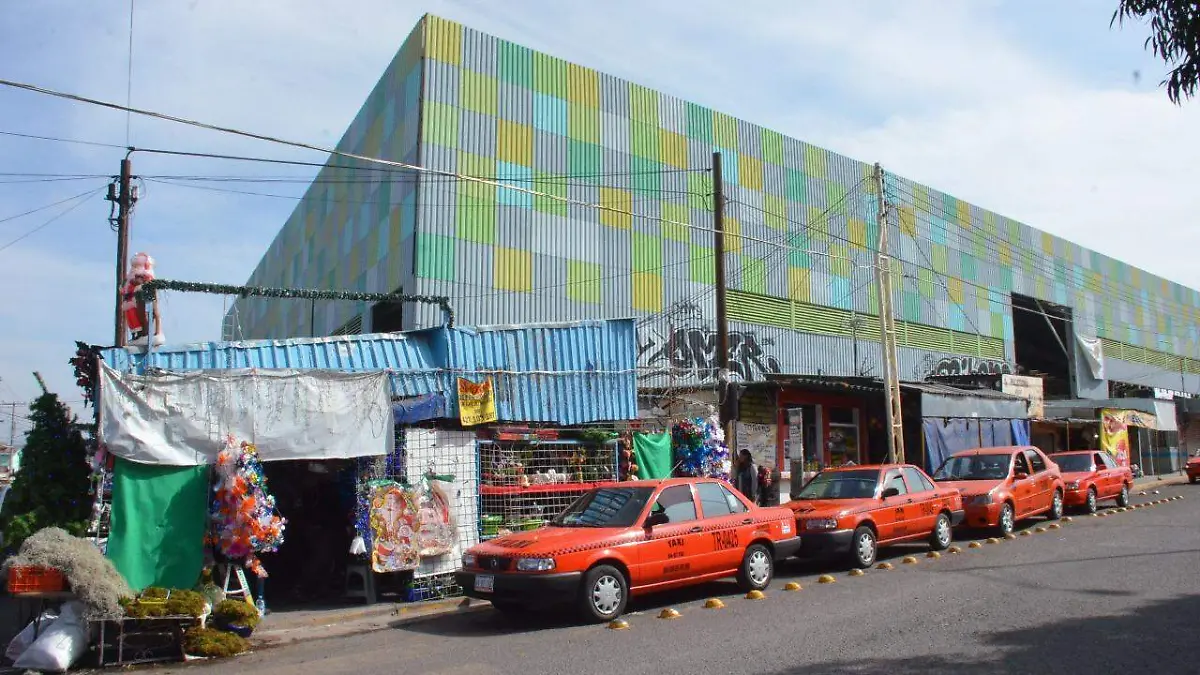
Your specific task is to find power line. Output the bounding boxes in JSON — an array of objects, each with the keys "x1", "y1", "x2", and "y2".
[
  {"x1": 0, "y1": 129, "x2": 126, "y2": 149},
  {"x1": 0, "y1": 188, "x2": 101, "y2": 253},
  {"x1": 0, "y1": 186, "x2": 105, "y2": 226}
]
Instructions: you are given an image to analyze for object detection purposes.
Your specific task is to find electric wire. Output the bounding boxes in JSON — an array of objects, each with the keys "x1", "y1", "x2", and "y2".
[
  {"x1": 0, "y1": 186, "x2": 106, "y2": 226},
  {"x1": 0, "y1": 187, "x2": 101, "y2": 253}
]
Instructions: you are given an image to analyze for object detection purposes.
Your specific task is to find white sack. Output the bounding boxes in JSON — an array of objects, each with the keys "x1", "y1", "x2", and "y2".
[
  {"x1": 99, "y1": 363, "x2": 394, "y2": 466},
  {"x1": 5, "y1": 609, "x2": 58, "y2": 662},
  {"x1": 14, "y1": 600, "x2": 86, "y2": 673}
]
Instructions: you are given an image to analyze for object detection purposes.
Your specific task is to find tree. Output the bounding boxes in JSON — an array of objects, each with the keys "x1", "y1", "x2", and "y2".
[
  {"x1": 0, "y1": 392, "x2": 92, "y2": 552},
  {"x1": 1113, "y1": 0, "x2": 1200, "y2": 104}
]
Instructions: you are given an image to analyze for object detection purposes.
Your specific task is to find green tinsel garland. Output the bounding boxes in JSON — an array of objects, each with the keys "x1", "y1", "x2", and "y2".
[{"x1": 136, "y1": 279, "x2": 456, "y2": 327}]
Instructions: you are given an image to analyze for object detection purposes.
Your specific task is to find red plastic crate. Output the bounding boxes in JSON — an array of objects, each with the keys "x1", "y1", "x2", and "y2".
[{"x1": 8, "y1": 566, "x2": 66, "y2": 593}]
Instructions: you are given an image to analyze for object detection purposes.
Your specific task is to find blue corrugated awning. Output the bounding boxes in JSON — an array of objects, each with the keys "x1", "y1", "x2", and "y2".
[{"x1": 97, "y1": 319, "x2": 637, "y2": 425}]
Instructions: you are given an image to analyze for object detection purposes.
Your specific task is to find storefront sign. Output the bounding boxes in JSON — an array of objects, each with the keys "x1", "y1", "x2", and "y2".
[
  {"x1": 786, "y1": 409, "x2": 805, "y2": 461},
  {"x1": 735, "y1": 422, "x2": 777, "y2": 468},
  {"x1": 457, "y1": 377, "x2": 498, "y2": 426},
  {"x1": 1100, "y1": 409, "x2": 1158, "y2": 468},
  {"x1": 1001, "y1": 374, "x2": 1044, "y2": 419}
]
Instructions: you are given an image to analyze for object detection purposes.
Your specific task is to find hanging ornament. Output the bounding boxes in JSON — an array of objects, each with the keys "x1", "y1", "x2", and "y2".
[{"x1": 209, "y1": 436, "x2": 286, "y2": 578}]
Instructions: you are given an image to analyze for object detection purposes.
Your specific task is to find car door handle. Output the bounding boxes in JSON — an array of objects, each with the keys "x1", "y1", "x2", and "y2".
[
  {"x1": 690, "y1": 526, "x2": 702, "y2": 533},
  {"x1": 742, "y1": 519, "x2": 753, "y2": 525}
]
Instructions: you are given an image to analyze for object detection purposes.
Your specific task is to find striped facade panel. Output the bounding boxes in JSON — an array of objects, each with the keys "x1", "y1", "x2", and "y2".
[{"x1": 235, "y1": 14, "x2": 1200, "y2": 394}]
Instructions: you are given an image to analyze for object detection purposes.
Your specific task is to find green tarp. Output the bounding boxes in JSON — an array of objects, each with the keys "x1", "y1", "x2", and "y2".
[
  {"x1": 107, "y1": 458, "x2": 209, "y2": 591},
  {"x1": 633, "y1": 432, "x2": 673, "y2": 480}
]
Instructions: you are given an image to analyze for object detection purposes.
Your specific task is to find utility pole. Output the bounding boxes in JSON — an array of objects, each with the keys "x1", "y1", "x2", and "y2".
[
  {"x1": 110, "y1": 154, "x2": 135, "y2": 347},
  {"x1": 3, "y1": 402, "x2": 17, "y2": 447},
  {"x1": 712, "y1": 152, "x2": 732, "y2": 433},
  {"x1": 873, "y1": 163, "x2": 905, "y2": 464}
]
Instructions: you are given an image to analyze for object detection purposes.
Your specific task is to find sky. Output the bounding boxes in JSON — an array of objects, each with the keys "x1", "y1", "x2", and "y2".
[{"x1": 0, "y1": 0, "x2": 1197, "y2": 442}]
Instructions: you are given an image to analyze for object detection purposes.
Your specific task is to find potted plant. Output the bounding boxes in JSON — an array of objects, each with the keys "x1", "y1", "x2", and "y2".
[{"x1": 211, "y1": 599, "x2": 260, "y2": 638}]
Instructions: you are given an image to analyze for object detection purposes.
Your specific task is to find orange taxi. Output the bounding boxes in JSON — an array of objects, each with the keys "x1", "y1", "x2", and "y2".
[
  {"x1": 455, "y1": 477, "x2": 801, "y2": 622},
  {"x1": 1050, "y1": 450, "x2": 1133, "y2": 513},
  {"x1": 1186, "y1": 452, "x2": 1200, "y2": 484},
  {"x1": 933, "y1": 446, "x2": 1065, "y2": 535},
  {"x1": 786, "y1": 464, "x2": 964, "y2": 569}
]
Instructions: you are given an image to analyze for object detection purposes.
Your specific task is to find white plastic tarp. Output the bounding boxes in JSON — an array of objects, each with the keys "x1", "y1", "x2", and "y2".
[{"x1": 99, "y1": 363, "x2": 394, "y2": 466}]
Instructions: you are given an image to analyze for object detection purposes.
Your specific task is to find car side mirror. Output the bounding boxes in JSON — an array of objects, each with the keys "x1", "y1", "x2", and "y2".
[
  {"x1": 881, "y1": 487, "x2": 901, "y2": 499},
  {"x1": 644, "y1": 512, "x2": 669, "y2": 529},
  {"x1": 1014, "y1": 472, "x2": 1028, "y2": 481}
]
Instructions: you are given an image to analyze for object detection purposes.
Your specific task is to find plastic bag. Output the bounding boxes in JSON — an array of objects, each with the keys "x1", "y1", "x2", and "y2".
[
  {"x1": 14, "y1": 600, "x2": 87, "y2": 673},
  {"x1": 5, "y1": 609, "x2": 59, "y2": 662}
]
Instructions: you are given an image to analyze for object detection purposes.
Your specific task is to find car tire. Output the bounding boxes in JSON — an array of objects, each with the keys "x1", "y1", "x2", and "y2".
[
  {"x1": 1116, "y1": 484, "x2": 1131, "y2": 508},
  {"x1": 578, "y1": 565, "x2": 628, "y2": 623},
  {"x1": 736, "y1": 543, "x2": 774, "y2": 592},
  {"x1": 998, "y1": 502, "x2": 1015, "y2": 536},
  {"x1": 850, "y1": 525, "x2": 877, "y2": 569},
  {"x1": 1046, "y1": 490, "x2": 1064, "y2": 521},
  {"x1": 929, "y1": 513, "x2": 952, "y2": 551},
  {"x1": 1190, "y1": 476, "x2": 1198, "y2": 484},
  {"x1": 1085, "y1": 487, "x2": 1098, "y2": 514}
]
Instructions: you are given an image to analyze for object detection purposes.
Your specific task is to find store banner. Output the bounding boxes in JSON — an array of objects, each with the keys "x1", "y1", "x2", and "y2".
[
  {"x1": 457, "y1": 377, "x2": 498, "y2": 426},
  {"x1": 99, "y1": 363, "x2": 394, "y2": 466},
  {"x1": 1100, "y1": 408, "x2": 1157, "y2": 468}
]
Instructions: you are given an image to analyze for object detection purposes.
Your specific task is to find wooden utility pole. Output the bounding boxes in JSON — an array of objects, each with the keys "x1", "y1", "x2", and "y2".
[
  {"x1": 712, "y1": 152, "x2": 732, "y2": 431},
  {"x1": 874, "y1": 163, "x2": 905, "y2": 464},
  {"x1": 112, "y1": 155, "x2": 134, "y2": 347}
]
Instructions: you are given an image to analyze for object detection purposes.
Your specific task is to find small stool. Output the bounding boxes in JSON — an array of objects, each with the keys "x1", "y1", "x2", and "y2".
[{"x1": 344, "y1": 563, "x2": 377, "y2": 604}]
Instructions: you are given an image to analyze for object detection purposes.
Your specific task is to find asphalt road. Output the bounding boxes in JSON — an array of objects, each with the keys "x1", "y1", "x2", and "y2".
[{"x1": 157, "y1": 486, "x2": 1200, "y2": 675}]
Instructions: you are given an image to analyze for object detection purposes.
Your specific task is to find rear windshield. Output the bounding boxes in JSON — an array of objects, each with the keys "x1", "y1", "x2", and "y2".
[{"x1": 1053, "y1": 455, "x2": 1095, "y2": 473}]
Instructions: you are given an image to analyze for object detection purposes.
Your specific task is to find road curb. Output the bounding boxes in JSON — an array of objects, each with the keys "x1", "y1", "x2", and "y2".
[
  {"x1": 251, "y1": 597, "x2": 491, "y2": 650},
  {"x1": 1134, "y1": 475, "x2": 1188, "y2": 492}
]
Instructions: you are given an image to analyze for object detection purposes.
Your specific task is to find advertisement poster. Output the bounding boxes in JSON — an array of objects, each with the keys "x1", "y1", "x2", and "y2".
[
  {"x1": 736, "y1": 422, "x2": 777, "y2": 468},
  {"x1": 1100, "y1": 409, "x2": 1157, "y2": 468},
  {"x1": 786, "y1": 409, "x2": 805, "y2": 461},
  {"x1": 457, "y1": 377, "x2": 498, "y2": 426},
  {"x1": 369, "y1": 483, "x2": 420, "y2": 573},
  {"x1": 1001, "y1": 374, "x2": 1045, "y2": 419}
]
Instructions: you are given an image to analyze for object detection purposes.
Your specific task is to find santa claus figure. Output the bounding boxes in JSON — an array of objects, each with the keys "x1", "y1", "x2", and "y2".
[{"x1": 121, "y1": 252, "x2": 165, "y2": 346}]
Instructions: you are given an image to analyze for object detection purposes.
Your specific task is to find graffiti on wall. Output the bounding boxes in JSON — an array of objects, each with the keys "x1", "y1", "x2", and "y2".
[
  {"x1": 638, "y1": 326, "x2": 783, "y2": 382},
  {"x1": 924, "y1": 355, "x2": 1013, "y2": 377}
]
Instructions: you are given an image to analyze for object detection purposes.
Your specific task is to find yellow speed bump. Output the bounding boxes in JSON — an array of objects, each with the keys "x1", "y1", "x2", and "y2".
[
  {"x1": 926, "y1": 551, "x2": 942, "y2": 559},
  {"x1": 818, "y1": 574, "x2": 837, "y2": 584},
  {"x1": 1048, "y1": 523, "x2": 1061, "y2": 530},
  {"x1": 1019, "y1": 530, "x2": 1032, "y2": 536},
  {"x1": 968, "y1": 541, "x2": 983, "y2": 549},
  {"x1": 948, "y1": 545, "x2": 963, "y2": 554},
  {"x1": 848, "y1": 568, "x2": 866, "y2": 577},
  {"x1": 608, "y1": 619, "x2": 630, "y2": 630},
  {"x1": 657, "y1": 608, "x2": 681, "y2": 620},
  {"x1": 1004, "y1": 533, "x2": 1017, "y2": 540},
  {"x1": 745, "y1": 590, "x2": 766, "y2": 600},
  {"x1": 902, "y1": 556, "x2": 919, "y2": 565},
  {"x1": 703, "y1": 598, "x2": 725, "y2": 609},
  {"x1": 876, "y1": 562, "x2": 895, "y2": 570},
  {"x1": 1034, "y1": 527, "x2": 1047, "y2": 533},
  {"x1": 1062, "y1": 516, "x2": 1073, "y2": 523},
  {"x1": 986, "y1": 537, "x2": 1001, "y2": 544},
  {"x1": 784, "y1": 582, "x2": 802, "y2": 591}
]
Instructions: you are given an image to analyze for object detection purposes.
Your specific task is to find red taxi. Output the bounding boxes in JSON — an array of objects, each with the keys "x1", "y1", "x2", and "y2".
[
  {"x1": 787, "y1": 464, "x2": 964, "y2": 569},
  {"x1": 933, "y1": 446, "x2": 1065, "y2": 535},
  {"x1": 1186, "y1": 452, "x2": 1200, "y2": 484},
  {"x1": 455, "y1": 478, "x2": 801, "y2": 622},
  {"x1": 1049, "y1": 450, "x2": 1133, "y2": 513}
]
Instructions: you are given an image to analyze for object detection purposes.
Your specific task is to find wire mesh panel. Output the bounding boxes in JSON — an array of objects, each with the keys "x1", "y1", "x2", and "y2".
[
  {"x1": 406, "y1": 429, "x2": 479, "y2": 581},
  {"x1": 478, "y1": 435, "x2": 620, "y2": 539}
]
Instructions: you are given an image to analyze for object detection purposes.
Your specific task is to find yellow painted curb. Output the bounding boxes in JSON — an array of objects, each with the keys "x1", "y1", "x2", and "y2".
[
  {"x1": 703, "y1": 598, "x2": 725, "y2": 609},
  {"x1": 818, "y1": 575, "x2": 837, "y2": 584},
  {"x1": 657, "y1": 608, "x2": 681, "y2": 620},
  {"x1": 784, "y1": 582, "x2": 802, "y2": 591},
  {"x1": 876, "y1": 562, "x2": 894, "y2": 570},
  {"x1": 745, "y1": 590, "x2": 766, "y2": 600},
  {"x1": 608, "y1": 619, "x2": 630, "y2": 630}
]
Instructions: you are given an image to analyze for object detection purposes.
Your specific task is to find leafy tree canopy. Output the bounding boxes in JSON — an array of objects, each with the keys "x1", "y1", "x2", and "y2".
[{"x1": 1114, "y1": 0, "x2": 1200, "y2": 104}]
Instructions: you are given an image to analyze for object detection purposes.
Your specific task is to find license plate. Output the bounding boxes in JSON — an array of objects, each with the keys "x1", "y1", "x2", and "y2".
[{"x1": 474, "y1": 574, "x2": 494, "y2": 593}]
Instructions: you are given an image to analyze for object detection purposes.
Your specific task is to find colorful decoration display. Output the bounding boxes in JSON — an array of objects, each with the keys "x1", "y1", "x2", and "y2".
[
  {"x1": 416, "y1": 478, "x2": 455, "y2": 558},
  {"x1": 368, "y1": 482, "x2": 420, "y2": 573},
  {"x1": 672, "y1": 415, "x2": 731, "y2": 481},
  {"x1": 208, "y1": 437, "x2": 286, "y2": 578},
  {"x1": 121, "y1": 252, "x2": 165, "y2": 346}
]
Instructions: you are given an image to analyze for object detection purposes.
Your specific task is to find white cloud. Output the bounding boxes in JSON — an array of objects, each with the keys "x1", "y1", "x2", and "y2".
[{"x1": 0, "y1": 0, "x2": 1195, "y2": 411}]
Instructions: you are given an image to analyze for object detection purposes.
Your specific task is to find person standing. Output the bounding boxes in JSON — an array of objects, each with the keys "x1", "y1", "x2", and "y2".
[{"x1": 732, "y1": 449, "x2": 758, "y2": 503}]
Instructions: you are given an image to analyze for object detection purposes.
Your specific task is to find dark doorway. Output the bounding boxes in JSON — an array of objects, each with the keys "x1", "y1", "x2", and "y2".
[
  {"x1": 1011, "y1": 293, "x2": 1073, "y2": 398},
  {"x1": 256, "y1": 460, "x2": 357, "y2": 608},
  {"x1": 371, "y1": 300, "x2": 405, "y2": 333}
]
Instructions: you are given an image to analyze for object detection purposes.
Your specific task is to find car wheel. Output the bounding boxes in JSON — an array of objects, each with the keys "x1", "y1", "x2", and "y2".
[
  {"x1": 578, "y1": 565, "x2": 627, "y2": 623},
  {"x1": 1190, "y1": 476, "x2": 1198, "y2": 484},
  {"x1": 929, "y1": 513, "x2": 952, "y2": 551},
  {"x1": 1086, "y1": 487, "x2": 1098, "y2": 514},
  {"x1": 998, "y1": 502, "x2": 1015, "y2": 536},
  {"x1": 1116, "y1": 484, "x2": 1131, "y2": 508},
  {"x1": 736, "y1": 543, "x2": 774, "y2": 592},
  {"x1": 850, "y1": 525, "x2": 877, "y2": 569},
  {"x1": 1046, "y1": 490, "x2": 1063, "y2": 520}
]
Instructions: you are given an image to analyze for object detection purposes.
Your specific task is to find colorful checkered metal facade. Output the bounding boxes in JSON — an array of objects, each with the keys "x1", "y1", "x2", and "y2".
[{"x1": 230, "y1": 15, "x2": 1200, "y2": 387}]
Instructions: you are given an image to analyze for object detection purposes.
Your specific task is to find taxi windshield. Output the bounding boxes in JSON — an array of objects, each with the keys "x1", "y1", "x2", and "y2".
[
  {"x1": 795, "y1": 470, "x2": 879, "y2": 499},
  {"x1": 1053, "y1": 454, "x2": 1095, "y2": 472},
  {"x1": 934, "y1": 454, "x2": 1011, "y2": 481},
  {"x1": 552, "y1": 487, "x2": 655, "y2": 528}
]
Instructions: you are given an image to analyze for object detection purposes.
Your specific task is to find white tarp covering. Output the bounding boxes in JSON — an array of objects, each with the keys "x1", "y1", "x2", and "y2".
[
  {"x1": 1076, "y1": 334, "x2": 1106, "y2": 380},
  {"x1": 99, "y1": 363, "x2": 394, "y2": 466}
]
